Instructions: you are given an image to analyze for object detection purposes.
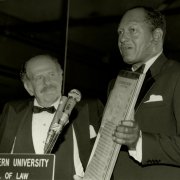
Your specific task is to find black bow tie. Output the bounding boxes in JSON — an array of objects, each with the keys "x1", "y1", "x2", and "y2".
[
  {"x1": 134, "y1": 64, "x2": 146, "y2": 73},
  {"x1": 33, "y1": 106, "x2": 56, "y2": 114}
]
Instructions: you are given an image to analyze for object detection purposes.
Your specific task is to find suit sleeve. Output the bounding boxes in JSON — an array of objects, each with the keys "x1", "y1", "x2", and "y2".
[
  {"x1": 142, "y1": 73, "x2": 180, "y2": 166},
  {"x1": 88, "y1": 98, "x2": 104, "y2": 133},
  {"x1": 0, "y1": 103, "x2": 10, "y2": 143},
  {"x1": 87, "y1": 98, "x2": 104, "y2": 151},
  {"x1": 0, "y1": 103, "x2": 19, "y2": 152}
]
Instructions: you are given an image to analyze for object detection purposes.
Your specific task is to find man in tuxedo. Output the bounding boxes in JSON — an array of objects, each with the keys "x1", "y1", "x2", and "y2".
[
  {"x1": 112, "y1": 6, "x2": 180, "y2": 180},
  {"x1": 63, "y1": 6, "x2": 180, "y2": 180},
  {"x1": 0, "y1": 54, "x2": 104, "y2": 180}
]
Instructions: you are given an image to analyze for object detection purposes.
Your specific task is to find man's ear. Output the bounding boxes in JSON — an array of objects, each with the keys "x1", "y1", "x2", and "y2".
[
  {"x1": 24, "y1": 81, "x2": 34, "y2": 96},
  {"x1": 153, "y1": 28, "x2": 163, "y2": 44}
]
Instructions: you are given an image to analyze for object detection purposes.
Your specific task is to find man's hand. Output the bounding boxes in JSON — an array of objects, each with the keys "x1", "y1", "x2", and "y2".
[
  {"x1": 73, "y1": 175, "x2": 83, "y2": 180},
  {"x1": 113, "y1": 120, "x2": 140, "y2": 148}
]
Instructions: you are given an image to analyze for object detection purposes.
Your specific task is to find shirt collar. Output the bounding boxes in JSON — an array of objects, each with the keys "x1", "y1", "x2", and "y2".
[
  {"x1": 132, "y1": 51, "x2": 162, "y2": 73},
  {"x1": 34, "y1": 97, "x2": 61, "y2": 109}
]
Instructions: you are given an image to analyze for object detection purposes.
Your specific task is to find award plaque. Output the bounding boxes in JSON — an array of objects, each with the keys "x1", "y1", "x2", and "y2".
[{"x1": 83, "y1": 70, "x2": 145, "y2": 180}]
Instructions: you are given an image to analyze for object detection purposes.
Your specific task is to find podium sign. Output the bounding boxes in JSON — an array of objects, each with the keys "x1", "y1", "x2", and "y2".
[
  {"x1": 84, "y1": 70, "x2": 145, "y2": 180},
  {"x1": 0, "y1": 154, "x2": 55, "y2": 180}
]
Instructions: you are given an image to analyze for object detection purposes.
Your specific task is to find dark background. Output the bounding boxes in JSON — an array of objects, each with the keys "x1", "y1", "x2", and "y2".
[{"x1": 0, "y1": 0, "x2": 180, "y2": 111}]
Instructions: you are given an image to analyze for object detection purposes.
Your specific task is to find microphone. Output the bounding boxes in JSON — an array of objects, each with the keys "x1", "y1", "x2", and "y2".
[
  {"x1": 44, "y1": 89, "x2": 81, "y2": 154},
  {"x1": 60, "y1": 89, "x2": 81, "y2": 125}
]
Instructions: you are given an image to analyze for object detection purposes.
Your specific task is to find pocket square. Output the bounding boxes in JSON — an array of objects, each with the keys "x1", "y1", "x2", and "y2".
[
  {"x1": 144, "y1": 94, "x2": 163, "y2": 103},
  {"x1": 89, "y1": 125, "x2": 97, "y2": 139}
]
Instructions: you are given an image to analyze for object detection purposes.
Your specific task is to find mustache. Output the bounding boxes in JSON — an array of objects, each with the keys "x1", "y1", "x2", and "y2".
[{"x1": 40, "y1": 85, "x2": 57, "y2": 93}]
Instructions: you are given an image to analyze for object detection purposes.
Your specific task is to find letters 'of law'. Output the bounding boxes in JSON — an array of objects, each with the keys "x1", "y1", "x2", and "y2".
[{"x1": 0, "y1": 154, "x2": 55, "y2": 180}]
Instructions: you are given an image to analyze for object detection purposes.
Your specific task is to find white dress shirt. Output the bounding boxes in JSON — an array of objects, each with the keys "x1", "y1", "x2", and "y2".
[
  {"x1": 32, "y1": 98, "x2": 97, "y2": 176},
  {"x1": 32, "y1": 99, "x2": 59, "y2": 154}
]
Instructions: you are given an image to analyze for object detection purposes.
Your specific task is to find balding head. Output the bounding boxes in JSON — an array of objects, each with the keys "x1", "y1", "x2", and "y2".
[{"x1": 21, "y1": 54, "x2": 63, "y2": 107}]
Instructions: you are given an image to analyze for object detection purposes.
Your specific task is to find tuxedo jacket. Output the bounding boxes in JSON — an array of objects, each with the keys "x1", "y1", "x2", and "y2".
[
  {"x1": 0, "y1": 97, "x2": 104, "y2": 180},
  {"x1": 113, "y1": 53, "x2": 180, "y2": 180}
]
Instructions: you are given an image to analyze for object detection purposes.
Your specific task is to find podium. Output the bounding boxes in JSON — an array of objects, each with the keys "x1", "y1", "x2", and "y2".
[{"x1": 0, "y1": 154, "x2": 55, "y2": 180}]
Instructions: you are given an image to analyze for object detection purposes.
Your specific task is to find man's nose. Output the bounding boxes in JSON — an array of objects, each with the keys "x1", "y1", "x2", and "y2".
[
  {"x1": 119, "y1": 32, "x2": 129, "y2": 43},
  {"x1": 43, "y1": 76, "x2": 51, "y2": 85}
]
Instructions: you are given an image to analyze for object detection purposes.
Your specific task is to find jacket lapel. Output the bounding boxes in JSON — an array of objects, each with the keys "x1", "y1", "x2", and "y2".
[
  {"x1": 135, "y1": 53, "x2": 168, "y2": 110},
  {"x1": 150, "y1": 53, "x2": 168, "y2": 79},
  {"x1": 13, "y1": 100, "x2": 35, "y2": 153},
  {"x1": 73, "y1": 101, "x2": 91, "y2": 169},
  {"x1": 135, "y1": 69, "x2": 155, "y2": 109}
]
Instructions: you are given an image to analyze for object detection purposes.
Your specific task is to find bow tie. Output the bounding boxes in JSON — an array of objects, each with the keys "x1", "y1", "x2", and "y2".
[
  {"x1": 33, "y1": 106, "x2": 56, "y2": 114},
  {"x1": 133, "y1": 64, "x2": 146, "y2": 73}
]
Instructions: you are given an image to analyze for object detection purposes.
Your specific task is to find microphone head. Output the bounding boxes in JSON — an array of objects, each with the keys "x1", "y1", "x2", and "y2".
[{"x1": 68, "y1": 89, "x2": 81, "y2": 102}]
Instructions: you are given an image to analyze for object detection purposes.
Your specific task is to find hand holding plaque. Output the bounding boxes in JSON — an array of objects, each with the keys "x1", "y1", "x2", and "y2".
[
  {"x1": 83, "y1": 70, "x2": 145, "y2": 180},
  {"x1": 113, "y1": 120, "x2": 140, "y2": 149}
]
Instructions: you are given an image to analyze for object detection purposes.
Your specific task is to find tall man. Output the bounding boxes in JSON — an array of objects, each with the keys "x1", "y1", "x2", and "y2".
[
  {"x1": 112, "y1": 6, "x2": 180, "y2": 180},
  {"x1": 0, "y1": 54, "x2": 104, "y2": 180},
  {"x1": 64, "y1": 6, "x2": 180, "y2": 180}
]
